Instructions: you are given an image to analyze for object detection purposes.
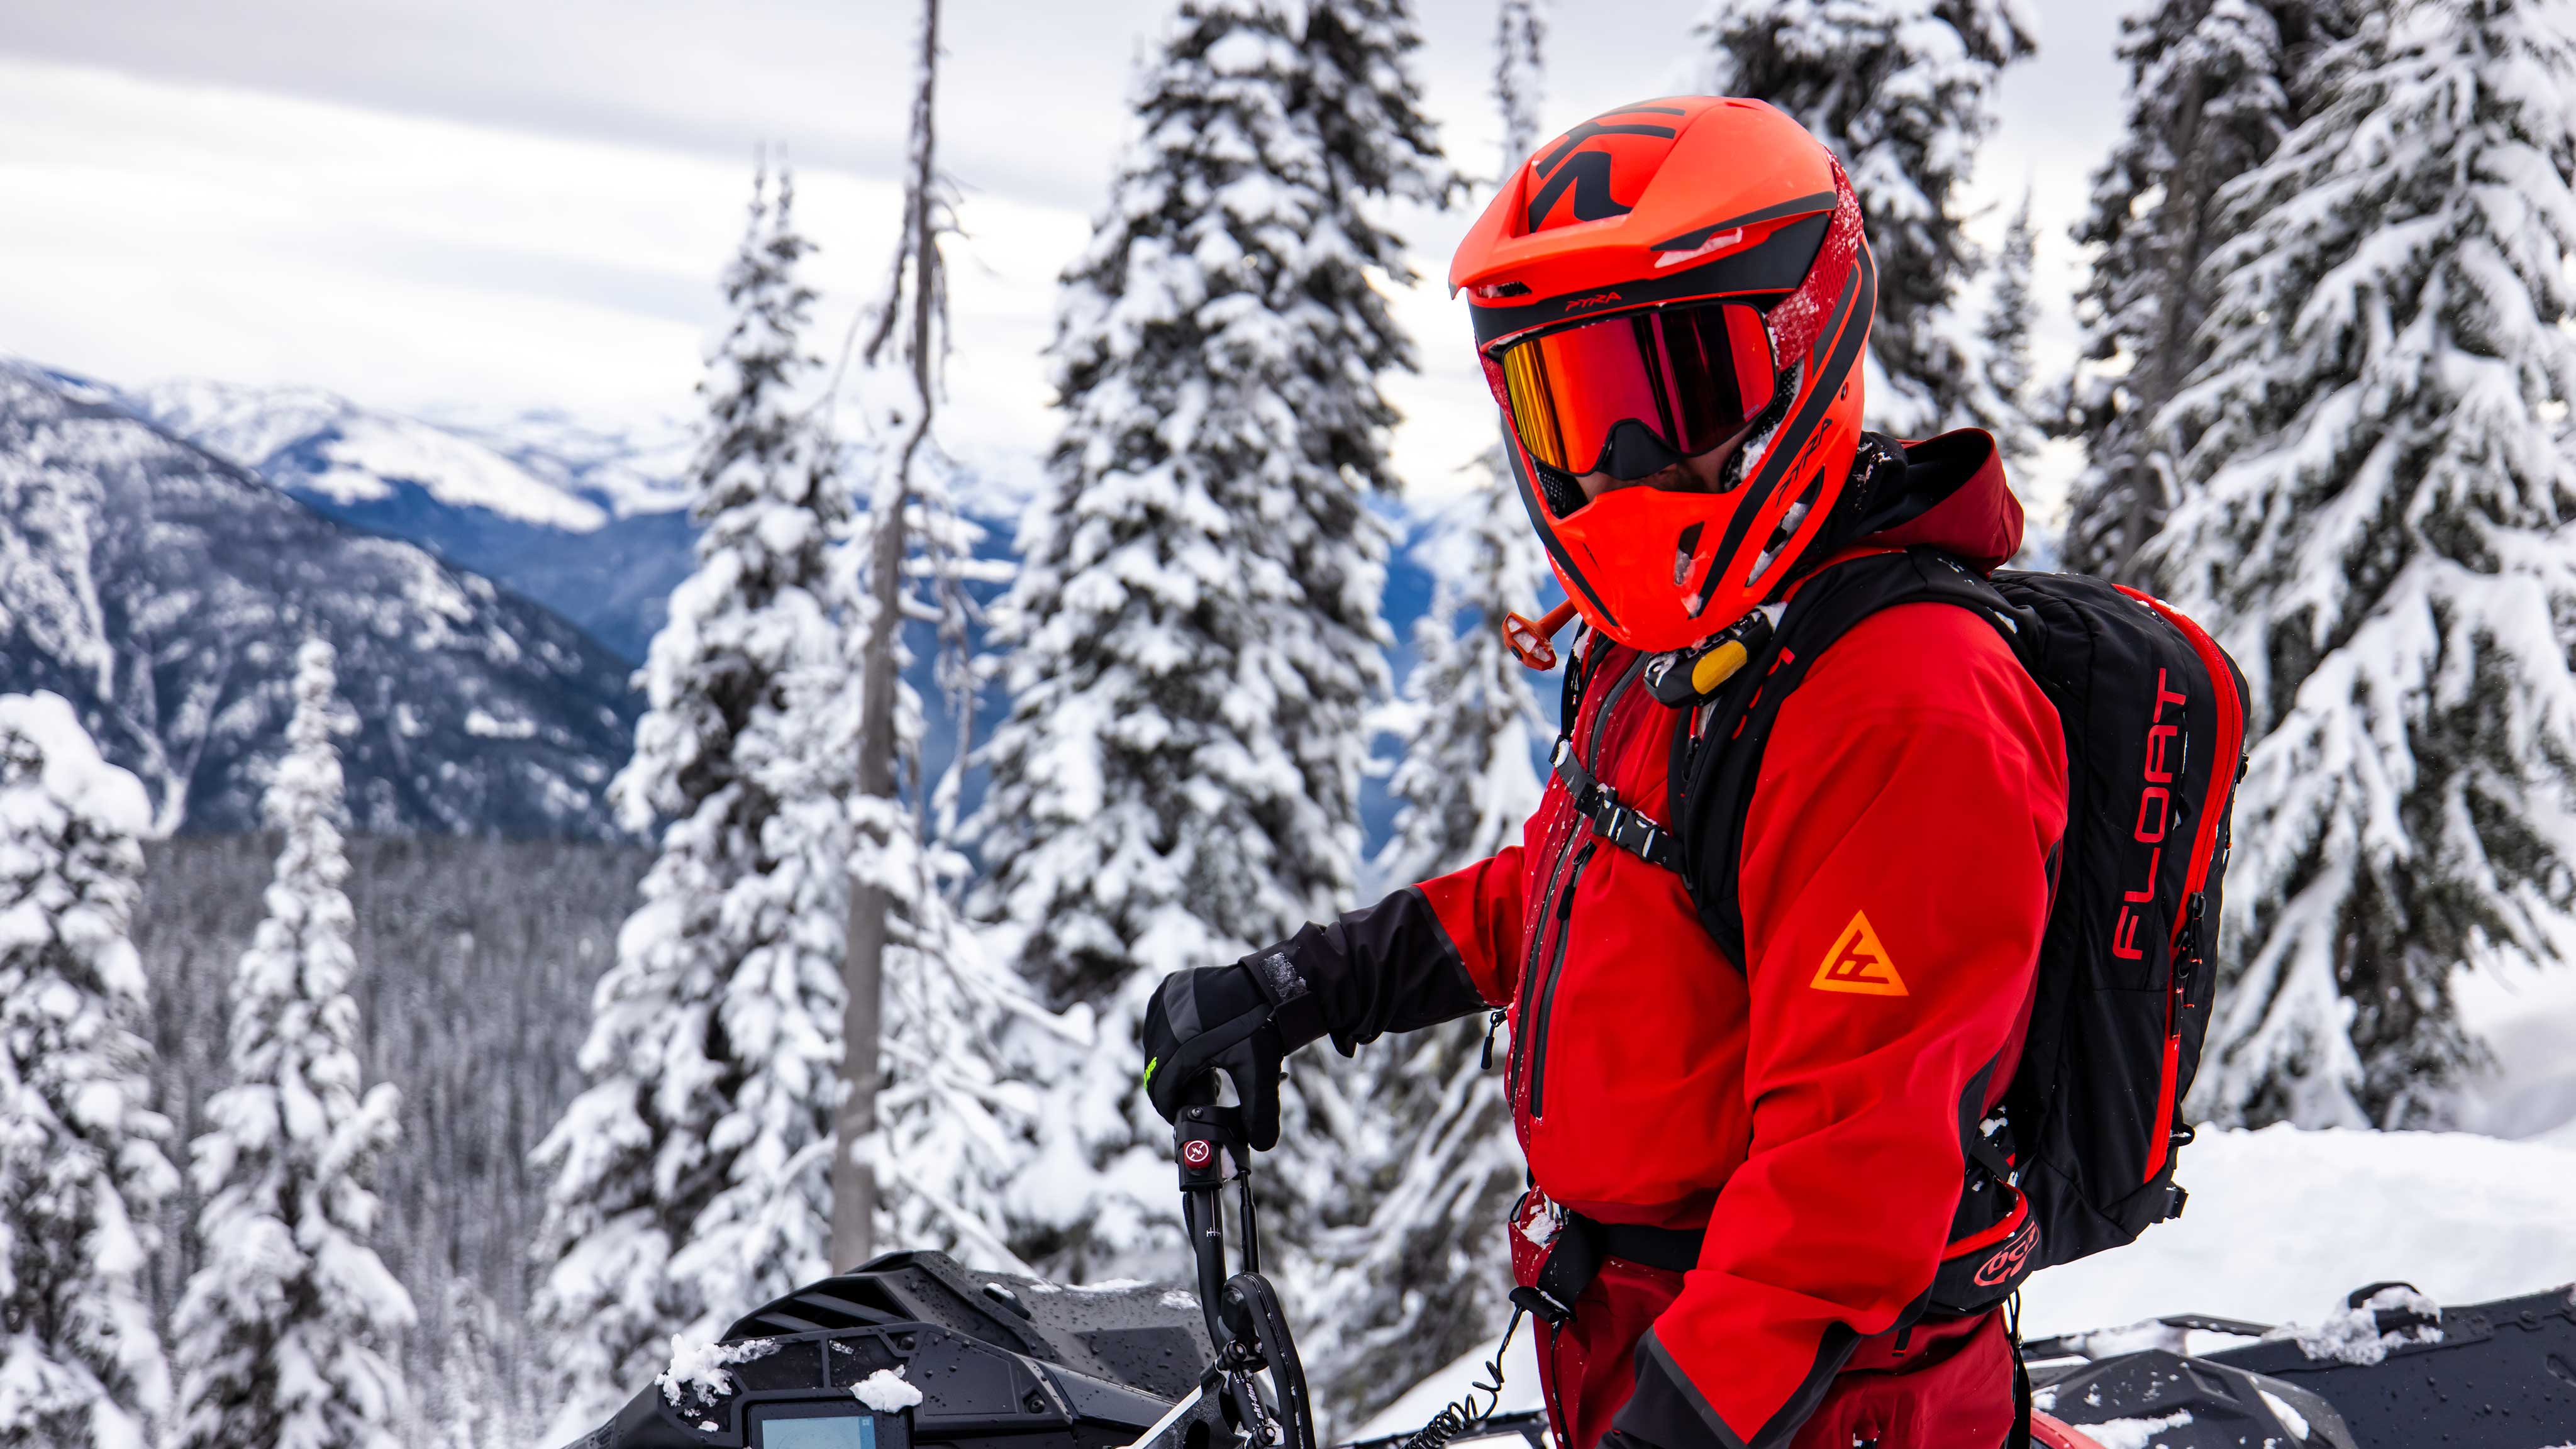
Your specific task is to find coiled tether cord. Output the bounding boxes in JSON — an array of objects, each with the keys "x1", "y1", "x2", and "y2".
[{"x1": 1399, "y1": 1306, "x2": 1528, "y2": 1449}]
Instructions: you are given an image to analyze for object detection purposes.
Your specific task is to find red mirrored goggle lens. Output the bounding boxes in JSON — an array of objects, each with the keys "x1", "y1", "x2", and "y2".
[{"x1": 1496, "y1": 301, "x2": 1778, "y2": 480}]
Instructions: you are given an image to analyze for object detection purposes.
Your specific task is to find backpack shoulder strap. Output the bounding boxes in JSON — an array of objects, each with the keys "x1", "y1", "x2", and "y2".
[{"x1": 1667, "y1": 547, "x2": 2023, "y2": 966}]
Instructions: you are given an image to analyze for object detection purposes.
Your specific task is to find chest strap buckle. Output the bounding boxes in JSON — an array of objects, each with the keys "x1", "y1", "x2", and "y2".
[{"x1": 1550, "y1": 738, "x2": 1680, "y2": 872}]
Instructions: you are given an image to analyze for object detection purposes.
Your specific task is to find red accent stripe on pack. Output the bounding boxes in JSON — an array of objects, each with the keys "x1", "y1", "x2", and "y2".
[
  {"x1": 2116, "y1": 587, "x2": 2245, "y2": 1187},
  {"x1": 1940, "y1": 1185, "x2": 2031, "y2": 1260}
]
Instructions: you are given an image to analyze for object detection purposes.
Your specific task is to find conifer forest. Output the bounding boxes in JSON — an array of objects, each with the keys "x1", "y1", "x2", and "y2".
[{"x1": 6, "y1": 1, "x2": 2576, "y2": 1447}]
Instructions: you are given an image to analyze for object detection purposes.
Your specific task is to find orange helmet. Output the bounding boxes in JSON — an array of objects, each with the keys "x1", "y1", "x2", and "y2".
[{"x1": 1450, "y1": 97, "x2": 1875, "y2": 653}]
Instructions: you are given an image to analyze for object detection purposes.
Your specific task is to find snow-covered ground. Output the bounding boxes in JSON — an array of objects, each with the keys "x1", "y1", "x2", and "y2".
[
  {"x1": 1355, "y1": 1123, "x2": 2576, "y2": 1440},
  {"x1": 1353, "y1": 1321, "x2": 1546, "y2": 1441},
  {"x1": 2457, "y1": 950, "x2": 2576, "y2": 1145},
  {"x1": 2019, "y1": 1125, "x2": 2576, "y2": 1337}
]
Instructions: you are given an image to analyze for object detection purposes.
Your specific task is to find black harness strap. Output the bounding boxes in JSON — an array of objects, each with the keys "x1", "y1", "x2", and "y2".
[
  {"x1": 1667, "y1": 547, "x2": 2030, "y2": 967},
  {"x1": 1553, "y1": 549, "x2": 2034, "y2": 939},
  {"x1": 1549, "y1": 736, "x2": 1681, "y2": 871},
  {"x1": 1511, "y1": 1209, "x2": 1705, "y2": 1326}
]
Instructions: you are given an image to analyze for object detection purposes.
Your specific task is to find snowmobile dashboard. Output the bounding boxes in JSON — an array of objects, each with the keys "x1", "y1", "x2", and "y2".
[
  {"x1": 567, "y1": 1103, "x2": 1324, "y2": 1449},
  {"x1": 560, "y1": 1250, "x2": 1224, "y2": 1449},
  {"x1": 560, "y1": 1248, "x2": 2576, "y2": 1449}
]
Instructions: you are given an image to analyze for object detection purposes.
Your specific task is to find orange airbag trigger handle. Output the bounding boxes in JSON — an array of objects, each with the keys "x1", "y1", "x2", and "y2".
[{"x1": 1502, "y1": 601, "x2": 1579, "y2": 671}]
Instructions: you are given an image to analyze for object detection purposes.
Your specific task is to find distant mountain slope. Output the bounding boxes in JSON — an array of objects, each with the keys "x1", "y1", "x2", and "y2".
[
  {"x1": 123, "y1": 379, "x2": 696, "y2": 660},
  {"x1": 25, "y1": 362, "x2": 1497, "y2": 851},
  {"x1": 0, "y1": 364, "x2": 639, "y2": 838}
]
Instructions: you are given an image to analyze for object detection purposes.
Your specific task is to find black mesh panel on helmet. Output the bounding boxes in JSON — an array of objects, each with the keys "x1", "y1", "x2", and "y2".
[{"x1": 1536, "y1": 460, "x2": 1589, "y2": 518}]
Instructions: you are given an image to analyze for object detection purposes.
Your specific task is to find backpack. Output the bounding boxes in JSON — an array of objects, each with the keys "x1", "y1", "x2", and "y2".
[{"x1": 1571, "y1": 547, "x2": 2249, "y2": 1312}]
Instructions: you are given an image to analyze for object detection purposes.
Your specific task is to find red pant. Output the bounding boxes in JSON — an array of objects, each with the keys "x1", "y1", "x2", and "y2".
[{"x1": 1536, "y1": 1258, "x2": 2016, "y2": 1449}]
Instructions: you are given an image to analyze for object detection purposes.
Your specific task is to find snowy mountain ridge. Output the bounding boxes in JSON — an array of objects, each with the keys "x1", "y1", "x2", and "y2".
[
  {"x1": 125, "y1": 375, "x2": 692, "y2": 528},
  {"x1": 91, "y1": 370, "x2": 700, "y2": 660},
  {"x1": 0, "y1": 361, "x2": 640, "y2": 838},
  {"x1": 18, "y1": 357, "x2": 1469, "y2": 849},
  {"x1": 424, "y1": 403, "x2": 698, "y2": 519}
]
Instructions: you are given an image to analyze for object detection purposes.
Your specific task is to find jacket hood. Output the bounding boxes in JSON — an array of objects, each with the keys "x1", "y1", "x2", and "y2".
[{"x1": 1833, "y1": 428, "x2": 2026, "y2": 573}]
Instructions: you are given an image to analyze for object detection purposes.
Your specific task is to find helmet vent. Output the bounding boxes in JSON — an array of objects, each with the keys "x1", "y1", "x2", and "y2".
[
  {"x1": 1719, "y1": 364, "x2": 1801, "y2": 495},
  {"x1": 1674, "y1": 523, "x2": 1706, "y2": 587},
  {"x1": 1741, "y1": 473, "x2": 1826, "y2": 593}
]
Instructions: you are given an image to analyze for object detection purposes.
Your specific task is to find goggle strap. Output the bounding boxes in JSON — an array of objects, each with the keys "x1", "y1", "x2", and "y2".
[{"x1": 1767, "y1": 158, "x2": 1863, "y2": 369}]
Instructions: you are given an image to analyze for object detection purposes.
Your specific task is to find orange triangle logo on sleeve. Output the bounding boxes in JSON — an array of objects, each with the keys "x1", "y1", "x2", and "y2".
[{"x1": 1811, "y1": 910, "x2": 1908, "y2": 996}]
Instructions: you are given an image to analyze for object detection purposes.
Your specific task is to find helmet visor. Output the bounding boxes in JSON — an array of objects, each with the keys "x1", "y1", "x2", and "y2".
[{"x1": 1495, "y1": 301, "x2": 1777, "y2": 489}]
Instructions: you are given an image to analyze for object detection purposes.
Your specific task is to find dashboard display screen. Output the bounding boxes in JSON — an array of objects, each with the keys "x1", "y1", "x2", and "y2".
[{"x1": 753, "y1": 1408, "x2": 877, "y2": 1449}]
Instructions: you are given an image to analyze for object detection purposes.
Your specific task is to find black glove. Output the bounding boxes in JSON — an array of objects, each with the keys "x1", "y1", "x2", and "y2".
[{"x1": 1140, "y1": 948, "x2": 1329, "y2": 1151}]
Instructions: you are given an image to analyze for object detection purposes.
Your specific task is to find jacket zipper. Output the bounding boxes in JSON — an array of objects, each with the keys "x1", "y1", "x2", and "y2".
[
  {"x1": 1517, "y1": 653, "x2": 1646, "y2": 1118},
  {"x1": 1525, "y1": 839, "x2": 1595, "y2": 1119},
  {"x1": 1509, "y1": 643, "x2": 1609, "y2": 1096},
  {"x1": 1587, "y1": 655, "x2": 1649, "y2": 770},
  {"x1": 1506, "y1": 838, "x2": 1580, "y2": 1099}
]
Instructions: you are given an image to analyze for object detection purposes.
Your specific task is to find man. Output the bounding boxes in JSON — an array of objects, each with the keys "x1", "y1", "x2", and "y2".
[{"x1": 1142, "y1": 99, "x2": 2065, "y2": 1449}]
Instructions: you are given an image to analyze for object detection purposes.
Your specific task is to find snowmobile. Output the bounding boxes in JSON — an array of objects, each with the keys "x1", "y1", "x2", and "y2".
[{"x1": 563, "y1": 1101, "x2": 2576, "y2": 1449}]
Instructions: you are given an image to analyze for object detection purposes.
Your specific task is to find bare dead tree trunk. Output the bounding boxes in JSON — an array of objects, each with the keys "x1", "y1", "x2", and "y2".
[{"x1": 835, "y1": 0, "x2": 943, "y2": 1274}]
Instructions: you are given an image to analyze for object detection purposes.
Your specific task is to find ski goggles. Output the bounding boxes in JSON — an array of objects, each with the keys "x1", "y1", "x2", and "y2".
[{"x1": 1492, "y1": 299, "x2": 1779, "y2": 489}]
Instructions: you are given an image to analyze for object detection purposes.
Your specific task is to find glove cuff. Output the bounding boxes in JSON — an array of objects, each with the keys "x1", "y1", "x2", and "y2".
[
  {"x1": 1612, "y1": 1331, "x2": 1753, "y2": 1449},
  {"x1": 1241, "y1": 947, "x2": 1328, "y2": 1053}
]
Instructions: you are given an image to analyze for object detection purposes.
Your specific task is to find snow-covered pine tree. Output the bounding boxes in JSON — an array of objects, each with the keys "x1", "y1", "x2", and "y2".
[
  {"x1": 975, "y1": 0, "x2": 1447, "y2": 1279},
  {"x1": 0, "y1": 692, "x2": 173, "y2": 1449},
  {"x1": 836, "y1": 0, "x2": 1060, "y2": 1277},
  {"x1": 1981, "y1": 188, "x2": 2041, "y2": 467},
  {"x1": 168, "y1": 638, "x2": 412, "y2": 1449},
  {"x1": 1304, "y1": 11, "x2": 1545, "y2": 1423},
  {"x1": 1685, "y1": 0, "x2": 2036, "y2": 437},
  {"x1": 426, "y1": 1283, "x2": 510, "y2": 1449},
  {"x1": 1302, "y1": 0, "x2": 1458, "y2": 223},
  {"x1": 1369, "y1": 0, "x2": 1544, "y2": 911},
  {"x1": 2153, "y1": 0, "x2": 2576, "y2": 1128},
  {"x1": 840, "y1": 479, "x2": 1062, "y2": 1284},
  {"x1": 835, "y1": 0, "x2": 947, "y2": 1272},
  {"x1": 865, "y1": 848, "x2": 1060, "y2": 1274},
  {"x1": 528, "y1": 161, "x2": 852, "y2": 1440},
  {"x1": 1492, "y1": 0, "x2": 1546, "y2": 175},
  {"x1": 2062, "y1": 0, "x2": 2351, "y2": 584},
  {"x1": 1309, "y1": 484, "x2": 1546, "y2": 1427}
]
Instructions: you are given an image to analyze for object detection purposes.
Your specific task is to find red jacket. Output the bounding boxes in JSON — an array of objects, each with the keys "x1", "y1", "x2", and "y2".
[{"x1": 1280, "y1": 434, "x2": 2065, "y2": 1449}]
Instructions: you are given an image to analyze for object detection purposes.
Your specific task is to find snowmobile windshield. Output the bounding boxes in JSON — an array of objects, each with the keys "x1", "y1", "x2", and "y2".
[{"x1": 1494, "y1": 299, "x2": 1777, "y2": 497}]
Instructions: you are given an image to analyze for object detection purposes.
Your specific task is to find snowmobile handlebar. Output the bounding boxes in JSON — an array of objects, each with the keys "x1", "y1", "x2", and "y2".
[
  {"x1": 1176, "y1": 1089, "x2": 1260, "y2": 1338},
  {"x1": 1174, "y1": 1082, "x2": 1316, "y2": 1449}
]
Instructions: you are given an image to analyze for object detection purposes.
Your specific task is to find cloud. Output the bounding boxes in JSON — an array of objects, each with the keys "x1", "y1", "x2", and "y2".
[{"x1": 0, "y1": 1, "x2": 2127, "y2": 510}]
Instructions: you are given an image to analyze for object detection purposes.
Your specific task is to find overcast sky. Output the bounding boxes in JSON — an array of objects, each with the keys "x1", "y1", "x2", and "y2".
[{"x1": 0, "y1": 0, "x2": 2125, "y2": 506}]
